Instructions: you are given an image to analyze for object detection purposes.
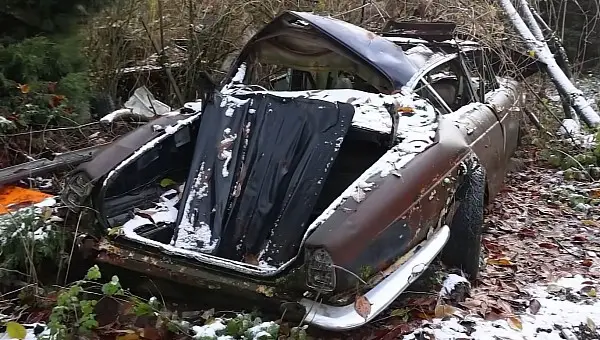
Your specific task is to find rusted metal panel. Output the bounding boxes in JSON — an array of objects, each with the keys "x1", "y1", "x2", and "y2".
[
  {"x1": 305, "y1": 119, "x2": 471, "y2": 280},
  {"x1": 222, "y1": 11, "x2": 418, "y2": 92},
  {"x1": 94, "y1": 238, "x2": 298, "y2": 300}
]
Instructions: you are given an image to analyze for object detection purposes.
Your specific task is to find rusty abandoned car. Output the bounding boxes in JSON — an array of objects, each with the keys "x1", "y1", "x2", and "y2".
[{"x1": 61, "y1": 11, "x2": 530, "y2": 330}]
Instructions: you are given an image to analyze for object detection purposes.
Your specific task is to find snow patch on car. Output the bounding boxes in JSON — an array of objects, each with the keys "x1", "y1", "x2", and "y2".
[
  {"x1": 221, "y1": 87, "x2": 429, "y2": 135},
  {"x1": 174, "y1": 162, "x2": 219, "y2": 252},
  {"x1": 108, "y1": 88, "x2": 441, "y2": 276},
  {"x1": 120, "y1": 189, "x2": 180, "y2": 230},
  {"x1": 306, "y1": 91, "x2": 438, "y2": 235}
]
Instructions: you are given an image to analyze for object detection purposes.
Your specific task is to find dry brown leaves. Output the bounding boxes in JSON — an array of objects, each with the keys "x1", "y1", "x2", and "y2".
[{"x1": 469, "y1": 150, "x2": 600, "y2": 322}]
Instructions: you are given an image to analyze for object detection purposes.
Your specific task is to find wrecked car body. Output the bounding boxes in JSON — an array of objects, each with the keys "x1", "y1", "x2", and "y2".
[{"x1": 62, "y1": 12, "x2": 527, "y2": 330}]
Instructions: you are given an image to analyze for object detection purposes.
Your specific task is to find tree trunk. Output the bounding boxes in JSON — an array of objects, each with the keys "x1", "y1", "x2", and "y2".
[
  {"x1": 498, "y1": 0, "x2": 600, "y2": 127},
  {"x1": 530, "y1": 7, "x2": 573, "y2": 80},
  {"x1": 517, "y1": 0, "x2": 544, "y2": 41}
]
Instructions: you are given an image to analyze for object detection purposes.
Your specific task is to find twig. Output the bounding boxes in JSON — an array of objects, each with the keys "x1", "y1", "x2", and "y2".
[
  {"x1": 332, "y1": 264, "x2": 368, "y2": 285},
  {"x1": 520, "y1": 78, "x2": 578, "y2": 144},
  {"x1": 552, "y1": 148, "x2": 593, "y2": 181},
  {"x1": 523, "y1": 107, "x2": 546, "y2": 131},
  {"x1": 64, "y1": 212, "x2": 83, "y2": 285},
  {"x1": 140, "y1": 18, "x2": 185, "y2": 107},
  {"x1": 0, "y1": 122, "x2": 99, "y2": 138},
  {"x1": 551, "y1": 236, "x2": 583, "y2": 258}
]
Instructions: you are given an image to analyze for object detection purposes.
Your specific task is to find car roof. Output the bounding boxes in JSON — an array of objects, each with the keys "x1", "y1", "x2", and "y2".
[
  {"x1": 287, "y1": 11, "x2": 418, "y2": 89},
  {"x1": 223, "y1": 12, "x2": 419, "y2": 91}
]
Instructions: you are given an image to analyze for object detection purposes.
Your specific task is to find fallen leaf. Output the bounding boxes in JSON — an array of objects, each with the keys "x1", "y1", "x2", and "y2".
[
  {"x1": 587, "y1": 287, "x2": 597, "y2": 297},
  {"x1": 484, "y1": 311, "x2": 504, "y2": 321},
  {"x1": 572, "y1": 235, "x2": 587, "y2": 242},
  {"x1": 434, "y1": 304, "x2": 457, "y2": 318},
  {"x1": 538, "y1": 242, "x2": 558, "y2": 249},
  {"x1": 517, "y1": 227, "x2": 536, "y2": 238},
  {"x1": 413, "y1": 311, "x2": 432, "y2": 320},
  {"x1": 116, "y1": 332, "x2": 140, "y2": 340},
  {"x1": 49, "y1": 94, "x2": 65, "y2": 108},
  {"x1": 507, "y1": 316, "x2": 523, "y2": 331},
  {"x1": 6, "y1": 322, "x2": 27, "y2": 339},
  {"x1": 159, "y1": 178, "x2": 177, "y2": 187},
  {"x1": 582, "y1": 259, "x2": 594, "y2": 267},
  {"x1": 243, "y1": 253, "x2": 259, "y2": 265},
  {"x1": 529, "y1": 299, "x2": 541, "y2": 314},
  {"x1": 587, "y1": 317, "x2": 597, "y2": 331},
  {"x1": 589, "y1": 189, "x2": 600, "y2": 199},
  {"x1": 486, "y1": 257, "x2": 514, "y2": 266},
  {"x1": 354, "y1": 295, "x2": 371, "y2": 320},
  {"x1": 547, "y1": 284, "x2": 563, "y2": 293},
  {"x1": 396, "y1": 106, "x2": 414, "y2": 114},
  {"x1": 17, "y1": 84, "x2": 30, "y2": 94},
  {"x1": 141, "y1": 326, "x2": 161, "y2": 340},
  {"x1": 582, "y1": 220, "x2": 600, "y2": 228},
  {"x1": 496, "y1": 299, "x2": 513, "y2": 315}
]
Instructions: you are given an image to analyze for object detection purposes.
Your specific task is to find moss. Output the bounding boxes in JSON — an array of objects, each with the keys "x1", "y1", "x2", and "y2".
[{"x1": 359, "y1": 265, "x2": 375, "y2": 282}]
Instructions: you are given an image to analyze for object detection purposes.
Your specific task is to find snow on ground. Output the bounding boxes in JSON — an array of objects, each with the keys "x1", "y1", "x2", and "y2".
[
  {"x1": 547, "y1": 73, "x2": 599, "y2": 148},
  {"x1": 404, "y1": 275, "x2": 599, "y2": 339},
  {"x1": 0, "y1": 323, "x2": 49, "y2": 340}
]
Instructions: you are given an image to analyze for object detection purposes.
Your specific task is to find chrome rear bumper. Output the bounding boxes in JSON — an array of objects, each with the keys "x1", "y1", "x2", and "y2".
[{"x1": 300, "y1": 225, "x2": 450, "y2": 331}]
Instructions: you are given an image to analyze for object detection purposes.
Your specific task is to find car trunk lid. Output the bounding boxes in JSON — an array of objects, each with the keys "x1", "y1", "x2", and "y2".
[{"x1": 172, "y1": 92, "x2": 355, "y2": 267}]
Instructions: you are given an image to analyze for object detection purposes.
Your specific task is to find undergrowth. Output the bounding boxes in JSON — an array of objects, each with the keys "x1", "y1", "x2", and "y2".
[
  {"x1": 2, "y1": 264, "x2": 308, "y2": 340},
  {"x1": 0, "y1": 200, "x2": 67, "y2": 285},
  {"x1": 0, "y1": 36, "x2": 92, "y2": 133}
]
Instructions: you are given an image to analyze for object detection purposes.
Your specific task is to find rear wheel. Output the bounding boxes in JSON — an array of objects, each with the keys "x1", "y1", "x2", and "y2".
[{"x1": 441, "y1": 163, "x2": 485, "y2": 280}]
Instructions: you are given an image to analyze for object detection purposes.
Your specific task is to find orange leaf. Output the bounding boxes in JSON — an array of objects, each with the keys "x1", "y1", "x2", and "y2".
[
  {"x1": 354, "y1": 295, "x2": 372, "y2": 320},
  {"x1": 582, "y1": 259, "x2": 594, "y2": 267},
  {"x1": 486, "y1": 257, "x2": 514, "y2": 266},
  {"x1": 589, "y1": 189, "x2": 600, "y2": 199},
  {"x1": 49, "y1": 95, "x2": 66, "y2": 108},
  {"x1": 396, "y1": 106, "x2": 414, "y2": 114},
  {"x1": 18, "y1": 83, "x2": 30, "y2": 94},
  {"x1": 116, "y1": 332, "x2": 140, "y2": 340},
  {"x1": 0, "y1": 185, "x2": 54, "y2": 215}
]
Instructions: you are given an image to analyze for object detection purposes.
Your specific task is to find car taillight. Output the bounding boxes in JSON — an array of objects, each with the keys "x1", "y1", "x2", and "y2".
[
  {"x1": 61, "y1": 172, "x2": 92, "y2": 210},
  {"x1": 306, "y1": 248, "x2": 336, "y2": 292}
]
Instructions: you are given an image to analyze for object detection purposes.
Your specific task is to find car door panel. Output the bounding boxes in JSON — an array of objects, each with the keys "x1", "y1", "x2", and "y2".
[
  {"x1": 485, "y1": 80, "x2": 521, "y2": 176},
  {"x1": 408, "y1": 56, "x2": 506, "y2": 199}
]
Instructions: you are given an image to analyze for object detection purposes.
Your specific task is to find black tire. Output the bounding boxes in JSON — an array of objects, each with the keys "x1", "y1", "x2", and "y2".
[{"x1": 441, "y1": 162, "x2": 486, "y2": 280}]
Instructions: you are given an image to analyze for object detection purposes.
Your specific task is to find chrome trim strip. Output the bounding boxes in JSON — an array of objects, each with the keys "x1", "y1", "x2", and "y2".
[{"x1": 300, "y1": 225, "x2": 451, "y2": 331}]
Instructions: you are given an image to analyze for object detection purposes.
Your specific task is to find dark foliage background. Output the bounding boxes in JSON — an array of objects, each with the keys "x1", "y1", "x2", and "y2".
[{"x1": 0, "y1": 0, "x2": 111, "y2": 133}]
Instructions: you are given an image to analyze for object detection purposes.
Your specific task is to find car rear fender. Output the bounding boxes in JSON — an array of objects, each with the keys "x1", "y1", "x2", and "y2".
[
  {"x1": 78, "y1": 114, "x2": 196, "y2": 182},
  {"x1": 305, "y1": 118, "x2": 472, "y2": 290}
]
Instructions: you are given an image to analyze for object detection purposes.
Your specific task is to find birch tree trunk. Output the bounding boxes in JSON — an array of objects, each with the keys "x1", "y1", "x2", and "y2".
[
  {"x1": 498, "y1": 0, "x2": 600, "y2": 127},
  {"x1": 517, "y1": 0, "x2": 544, "y2": 41},
  {"x1": 518, "y1": 1, "x2": 574, "y2": 119}
]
